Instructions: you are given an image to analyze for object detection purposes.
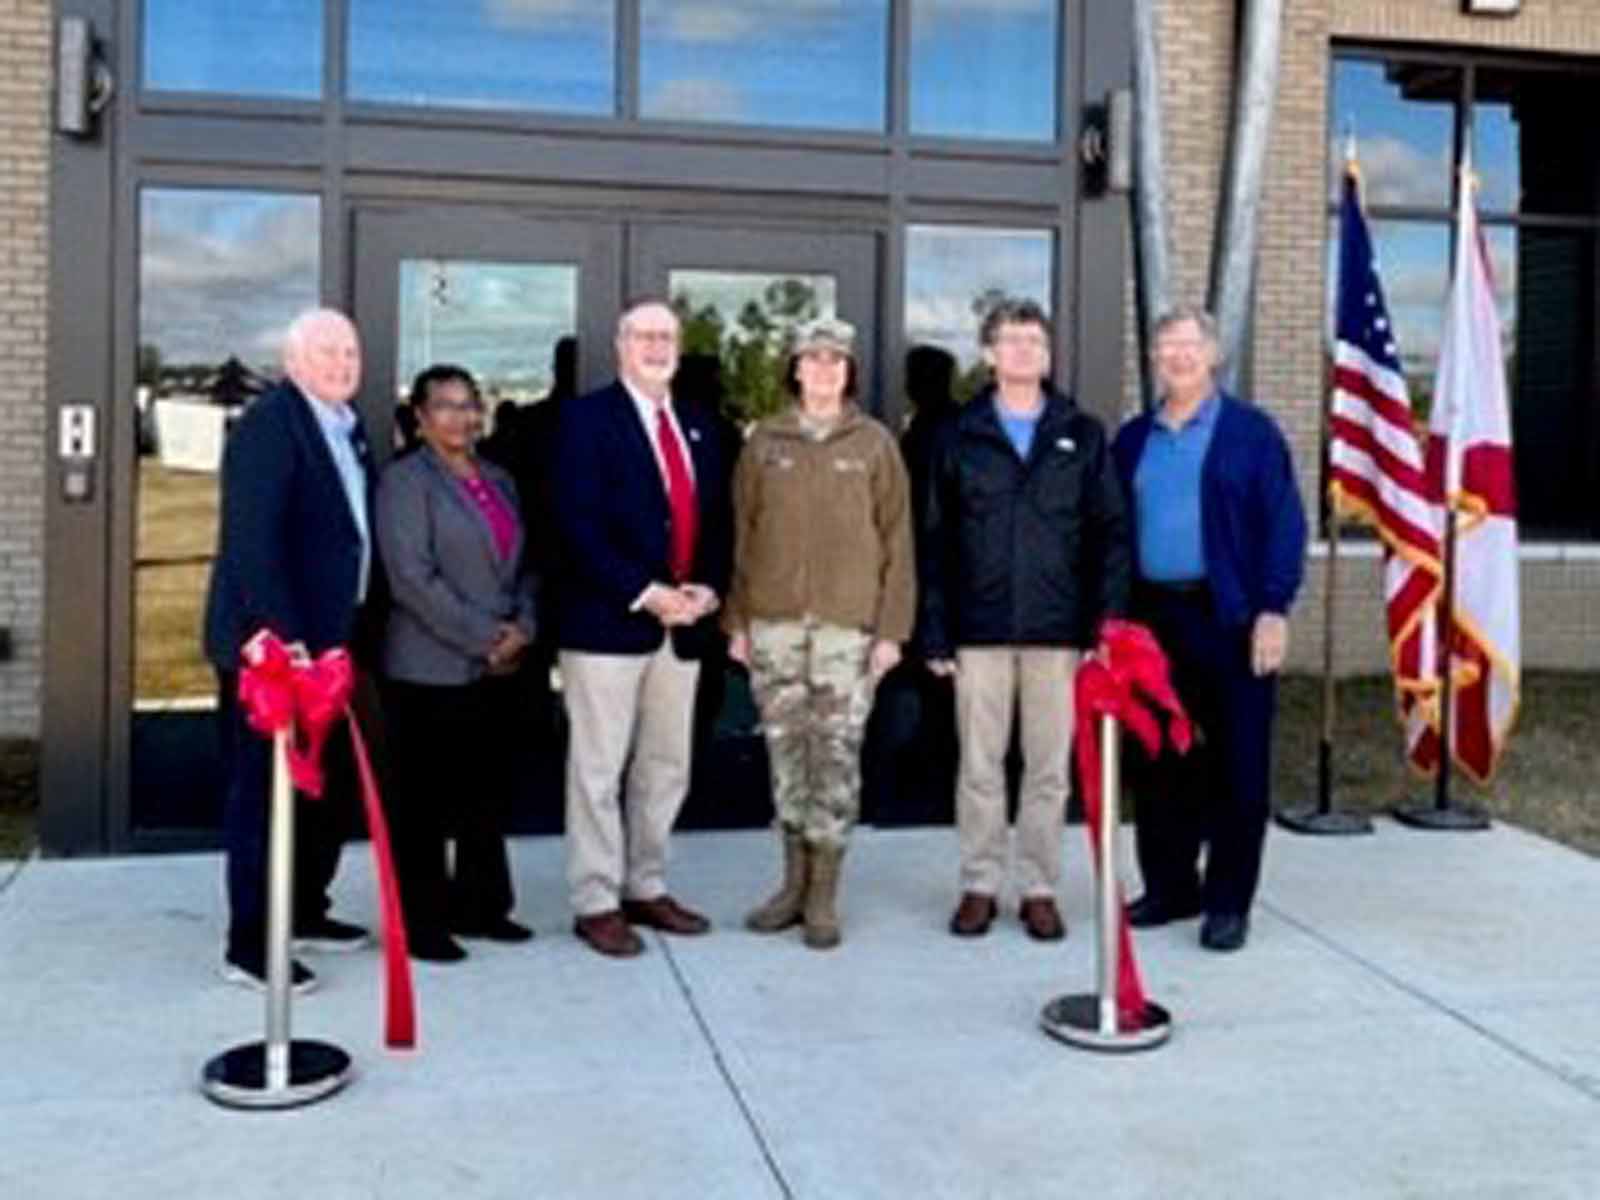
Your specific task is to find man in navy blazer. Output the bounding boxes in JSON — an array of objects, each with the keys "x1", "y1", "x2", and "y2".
[
  {"x1": 1111, "y1": 306, "x2": 1307, "y2": 953},
  {"x1": 203, "y1": 308, "x2": 377, "y2": 991},
  {"x1": 551, "y1": 298, "x2": 733, "y2": 957}
]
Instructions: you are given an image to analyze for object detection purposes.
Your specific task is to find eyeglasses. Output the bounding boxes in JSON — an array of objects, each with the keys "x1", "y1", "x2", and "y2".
[{"x1": 427, "y1": 399, "x2": 484, "y2": 415}]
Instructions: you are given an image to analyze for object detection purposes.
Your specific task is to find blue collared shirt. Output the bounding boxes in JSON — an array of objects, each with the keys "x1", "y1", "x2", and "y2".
[
  {"x1": 302, "y1": 391, "x2": 370, "y2": 602},
  {"x1": 1133, "y1": 392, "x2": 1219, "y2": 583}
]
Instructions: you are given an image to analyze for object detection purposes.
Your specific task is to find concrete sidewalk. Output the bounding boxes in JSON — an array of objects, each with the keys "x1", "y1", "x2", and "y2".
[{"x1": 2, "y1": 823, "x2": 1597, "y2": 1199}]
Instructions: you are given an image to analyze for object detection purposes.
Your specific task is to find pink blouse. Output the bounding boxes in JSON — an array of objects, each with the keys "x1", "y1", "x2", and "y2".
[{"x1": 459, "y1": 473, "x2": 519, "y2": 563}]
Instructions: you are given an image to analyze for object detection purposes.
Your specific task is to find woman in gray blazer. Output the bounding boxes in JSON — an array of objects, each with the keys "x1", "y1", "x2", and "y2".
[{"x1": 377, "y1": 365, "x2": 538, "y2": 963}]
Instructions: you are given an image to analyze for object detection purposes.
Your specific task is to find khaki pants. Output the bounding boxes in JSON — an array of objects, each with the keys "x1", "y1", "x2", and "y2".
[
  {"x1": 561, "y1": 644, "x2": 701, "y2": 917},
  {"x1": 953, "y1": 646, "x2": 1078, "y2": 898}
]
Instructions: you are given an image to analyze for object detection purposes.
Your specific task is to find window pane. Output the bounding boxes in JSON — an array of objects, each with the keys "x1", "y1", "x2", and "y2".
[
  {"x1": 1330, "y1": 58, "x2": 1456, "y2": 210},
  {"x1": 1508, "y1": 228, "x2": 1600, "y2": 539},
  {"x1": 910, "y1": 0, "x2": 1057, "y2": 141},
  {"x1": 669, "y1": 270, "x2": 840, "y2": 423},
  {"x1": 135, "y1": 189, "x2": 321, "y2": 707},
  {"x1": 640, "y1": 1, "x2": 887, "y2": 131},
  {"x1": 349, "y1": 1, "x2": 614, "y2": 115},
  {"x1": 1474, "y1": 67, "x2": 1600, "y2": 218},
  {"x1": 396, "y1": 261, "x2": 579, "y2": 413},
  {"x1": 905, "y1": 224, "x2": 1052, "y2": 399},
  {"x1": 143, "y1": 0, "x2": 322, "y2": 98}
]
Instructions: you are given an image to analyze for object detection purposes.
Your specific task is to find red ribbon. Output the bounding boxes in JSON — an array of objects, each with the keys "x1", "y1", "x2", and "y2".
[
  {"x1": 1073, "y1": 619, "x2": 1192, "y2": 1031},
  {"x1": 239, "y1": 629, "x2": 417, "y2": 1050}
]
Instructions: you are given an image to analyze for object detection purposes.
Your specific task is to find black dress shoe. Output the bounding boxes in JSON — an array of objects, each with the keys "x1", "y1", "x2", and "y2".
[
  {"x1": 1199, "y1": 912, "x2": 1249, "y2": 952},
  {"x1": 1126, "y1": 893, "x2": 1203, "y2": 929},
  {"x1": 453, "y1": 916, "x2": 534, "y2": 943},
  {"x1": 409, "y1": 933, "x2": 468, "y2": 963}
]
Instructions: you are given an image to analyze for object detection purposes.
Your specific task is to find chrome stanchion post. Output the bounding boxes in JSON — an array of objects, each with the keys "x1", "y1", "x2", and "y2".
[
  {"x1": 1096, "y1": 715, "x2": 1120, "y2": 1036},
  {"x1": 265, "y1": 730, "x2": 293, "y2": 1091},
  {"x1": 202, "y1": 729, "x2": 354, "y2": 1108},
  {"x1": 1041, "y1": 712, "x2": 1173, "y2": 1053}
]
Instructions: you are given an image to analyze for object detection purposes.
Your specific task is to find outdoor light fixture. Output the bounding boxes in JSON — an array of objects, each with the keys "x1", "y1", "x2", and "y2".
[
  {"x1": 1461, "y1": 0, "x2": 1521, "y2": 15},
  {"x1": 56, "y1": 16, "x2": 115, "y2": 138}
]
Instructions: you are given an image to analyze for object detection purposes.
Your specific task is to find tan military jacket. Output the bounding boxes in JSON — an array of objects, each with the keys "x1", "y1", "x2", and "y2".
[{"x1": 724, "y1": 405, "x2": 915, "y2": 642}]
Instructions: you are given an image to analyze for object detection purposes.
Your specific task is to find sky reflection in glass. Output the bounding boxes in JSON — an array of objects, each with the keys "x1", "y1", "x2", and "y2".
[
  {"x1": 905, "y1": 225, "x2": 1052, "y2": 367},
  {"x1": 139, "y1": 189, "x2": 321, "y2": 374},
  {"x1": 143, "y1": 0, "x2": 322, "y2": 98},
  {"x1": 1329, "y1": 59, "x2": 1455, "y2": 209},
  {"x1": 910, "y1": 0, "x2": 1057, "y2": 141},
  {"x1": 397, "y1": 260, "x2": 578, "y2": 403},
  {"x1": 640, "y1": 0, "x2": 887, "y2": 130},
  {"x1": 349, "y1": 1, "x2": 614, "y2": 114}
]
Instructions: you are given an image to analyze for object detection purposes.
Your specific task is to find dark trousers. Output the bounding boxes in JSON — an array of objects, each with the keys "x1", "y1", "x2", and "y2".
[
  {"x1": 217, "y1": 668, "x2": 357, "y2": 963},
  {"x1": 382, "y1": 675, "x2": 517, "y2": 938},
  {"x1": 1130, "y1": 586, "x2": 1277, "y2": 918}
]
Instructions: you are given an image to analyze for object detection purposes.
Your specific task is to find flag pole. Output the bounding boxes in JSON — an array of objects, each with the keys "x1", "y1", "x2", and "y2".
[
  {"x1": 1277, "y1": 442, "x2": 1371, "y2": 835},
  {"x1": 1278, "y1": 137, "x2": 1372, "y2": 836},
  {"x1": 1396, "y1": 154, "x2": 1491, "y2": 833}
]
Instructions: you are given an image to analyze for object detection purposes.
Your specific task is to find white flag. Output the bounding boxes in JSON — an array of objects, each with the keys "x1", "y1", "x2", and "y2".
[{"x1": 1426, "y1": 157, "x2": 1521, "y2": 782}]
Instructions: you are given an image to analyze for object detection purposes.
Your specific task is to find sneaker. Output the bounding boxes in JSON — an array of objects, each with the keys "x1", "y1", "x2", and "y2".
[
  {"x1": 292, "y1": 915, "x2": 370, "y2": 953},
  {"x1": 221, "y1": 955, "x2": 318, "y2": 995}
]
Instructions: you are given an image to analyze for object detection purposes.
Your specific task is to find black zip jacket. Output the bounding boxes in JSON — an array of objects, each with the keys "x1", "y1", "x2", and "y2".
[{"x1": 916, "y1": 386, "x2": 1130, "y2": 657}]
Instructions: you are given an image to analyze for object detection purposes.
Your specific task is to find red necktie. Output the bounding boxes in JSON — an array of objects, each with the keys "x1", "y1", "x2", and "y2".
[{"x1": 655, "y1": 401, "x2": 698, "y2": 582}]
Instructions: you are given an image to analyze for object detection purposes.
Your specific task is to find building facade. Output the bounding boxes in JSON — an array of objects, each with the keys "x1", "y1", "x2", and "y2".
[{"x1": 5, "y1": 1, "x2": 1596, "y2": 852}]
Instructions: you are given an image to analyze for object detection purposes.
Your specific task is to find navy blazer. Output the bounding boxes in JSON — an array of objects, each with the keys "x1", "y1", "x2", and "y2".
[
  {"x1": 1111, "y1": 392, "x2": 1307, "y2": 630},
  {"x1": 550, "y1": 380, "x2": 733, "y2": 659},
  {"x1": 203, "y1": 380, "x2": 378, "y2": 668}
]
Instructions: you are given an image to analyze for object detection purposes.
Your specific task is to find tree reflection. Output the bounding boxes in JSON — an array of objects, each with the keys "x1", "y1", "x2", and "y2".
[{"x1": 673, "y1": 277, "x2": 824, "y2": 423}]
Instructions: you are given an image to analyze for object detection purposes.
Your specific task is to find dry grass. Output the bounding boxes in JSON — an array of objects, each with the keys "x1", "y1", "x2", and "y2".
[
  {"x1": 1274, "y1": 672, "x2": 1600, "y2": 857},
  {"x1": 0, "y1": 739, "x2": 38, "y2": 860},
  {"x1": 134, "y1": 461, "x2": 219, "y2": 701}
]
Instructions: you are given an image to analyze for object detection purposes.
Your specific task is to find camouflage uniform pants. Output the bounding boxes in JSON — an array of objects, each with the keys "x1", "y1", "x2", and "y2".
[{"x1": 748, "y1": 617, "x2": 875, "y2": 849}]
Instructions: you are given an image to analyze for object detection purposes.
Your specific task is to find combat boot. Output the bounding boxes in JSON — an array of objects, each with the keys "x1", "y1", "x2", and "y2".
[
  {"x1": 746, "y1": 830, "x2": 807, "y2": 933},
  {"x1": 803, "y1": 842, "x2": 845, "y2": 950}
]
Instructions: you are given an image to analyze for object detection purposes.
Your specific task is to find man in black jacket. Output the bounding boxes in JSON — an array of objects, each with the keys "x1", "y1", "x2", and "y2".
[{"x1": 918, "y1": 299, "x2": 1130, "y2": 940}]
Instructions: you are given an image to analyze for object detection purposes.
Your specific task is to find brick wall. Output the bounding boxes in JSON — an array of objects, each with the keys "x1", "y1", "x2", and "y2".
[
  {"x1": 1155, "y1": 0, "x2": 1600, "y2": 675},
  {"x1": 0, "y1": 0, "x2": 48, "y2": 735}
]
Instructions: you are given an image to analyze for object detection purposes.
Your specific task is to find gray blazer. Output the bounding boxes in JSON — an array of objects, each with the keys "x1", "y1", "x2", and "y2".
[{"x1": 376, "y1": 446, "x2": 538, "y2": 686}]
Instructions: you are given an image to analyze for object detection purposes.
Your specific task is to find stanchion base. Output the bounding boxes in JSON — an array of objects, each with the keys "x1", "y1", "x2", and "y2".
[
  {"x1": 1039, "y1": 994, "x2": 1172, "y2": 1053},
  {"x1": 1274, "y1": 807, "x2": 1374, "y2": 836},
  {"x1": 1393, "y1": 804, "x2": 1491, "y2": 832},
  {"x1": 201, "y1": 1040, "x2": 353, "y2": 1110}
]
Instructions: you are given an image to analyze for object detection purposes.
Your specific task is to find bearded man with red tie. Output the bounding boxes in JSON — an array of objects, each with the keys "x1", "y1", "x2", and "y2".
[{"x1": 551, "y1": 298, "x2": 734, "y2": 957}]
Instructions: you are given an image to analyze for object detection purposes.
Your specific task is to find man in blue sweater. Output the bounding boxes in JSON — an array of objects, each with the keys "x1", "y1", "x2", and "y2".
[{"x1": 1111, "y1": 307, "x2": 1307, "y2": 952}]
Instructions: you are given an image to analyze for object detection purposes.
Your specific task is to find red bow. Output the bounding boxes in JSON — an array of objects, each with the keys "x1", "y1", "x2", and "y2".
[
  {"x1": 239, "y1": 629, "x2": 417, "y2": 1050},
  {"x1": 1073, "y1": 619, "x2": 1191, "y2": 1030}
]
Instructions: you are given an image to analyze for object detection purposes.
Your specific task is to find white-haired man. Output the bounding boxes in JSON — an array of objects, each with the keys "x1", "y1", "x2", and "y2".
[{"x1": 203, "y1": 308, "x2": 378, "y2": 991}]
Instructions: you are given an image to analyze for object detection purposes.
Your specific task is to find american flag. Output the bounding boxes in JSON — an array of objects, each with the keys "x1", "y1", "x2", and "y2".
[{"x1": 1327, "y1": 162, "x2": 1444, "y2": 773}]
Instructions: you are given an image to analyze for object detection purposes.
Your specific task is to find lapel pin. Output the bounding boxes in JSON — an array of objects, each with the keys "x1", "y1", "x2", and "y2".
[
  {"x1": 689, "y1": 429, "x2": 702, "y2": 442},
  {"x1": 1056, "y1": 437, "x2": 1076, "y2": 452}
]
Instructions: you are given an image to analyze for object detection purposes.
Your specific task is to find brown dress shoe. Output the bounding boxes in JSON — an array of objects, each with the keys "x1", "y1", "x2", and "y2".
[
  {"x1": 949, "y1": 891, "x2": 997, "y2": 937},
  {"x1": 621, "y1": 895, "x2": 711, "y2": 936},
  {"x1": 574, "y1": 911, "x2": 644, "y2": 957},
  {"x1": 1019, "y1": 896, "x2": 1066, "y2": 941}
]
